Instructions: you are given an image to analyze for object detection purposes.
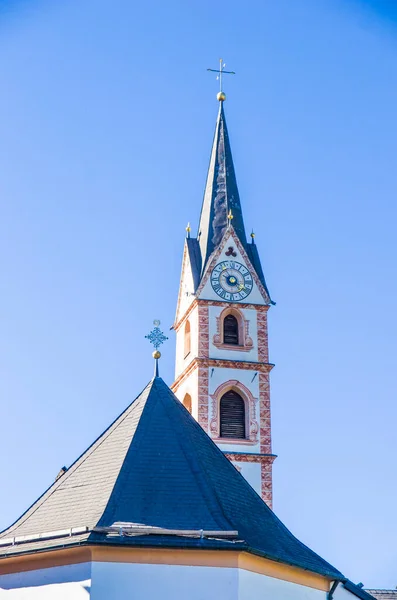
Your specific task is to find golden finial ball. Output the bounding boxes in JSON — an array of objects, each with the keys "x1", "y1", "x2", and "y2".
[
  {"x1": 152, "y1": 350, "x2": 161, "y2": 359},
  {"x1": 217, "y1": 91, "x2": 226, "y2": 102}
]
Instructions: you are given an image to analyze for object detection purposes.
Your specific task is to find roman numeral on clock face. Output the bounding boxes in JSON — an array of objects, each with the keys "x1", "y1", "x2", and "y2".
[{"x1": 211, "y1": 260, "x2": 253, "y2": 301}]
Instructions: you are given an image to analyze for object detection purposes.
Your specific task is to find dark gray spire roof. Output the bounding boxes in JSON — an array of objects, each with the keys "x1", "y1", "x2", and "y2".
[
  {"x1": 0, "y1": 376, "x2": 342, "y2": 580},
  {"x1": 197, "y1": 102, "x2": 247, "y2": 271}
]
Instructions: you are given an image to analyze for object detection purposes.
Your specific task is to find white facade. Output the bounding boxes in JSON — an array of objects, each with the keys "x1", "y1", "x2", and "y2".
[
  {"x1": 0, "y1": 560, "x2": 359, "y2": 600},
  {"x1": 0, "y1": 563, "x2": 90, "y2": 598}
]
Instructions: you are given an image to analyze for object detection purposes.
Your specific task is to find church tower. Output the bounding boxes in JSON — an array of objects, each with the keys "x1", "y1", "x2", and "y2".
[{"x1": 172, "y1": 93, "x2": 276, "y2": 507}]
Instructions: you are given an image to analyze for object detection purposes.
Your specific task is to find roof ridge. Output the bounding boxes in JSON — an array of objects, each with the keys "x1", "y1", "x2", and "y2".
[
  {"x1": 153, "y1": 379, "x2": 236, "y2": 532},
  {"x1": 0, "y1": 379, "x2": 155, "y2": 538},
  {"x1": 95, "y1": 379, "x2": 162, "y2": 527}
]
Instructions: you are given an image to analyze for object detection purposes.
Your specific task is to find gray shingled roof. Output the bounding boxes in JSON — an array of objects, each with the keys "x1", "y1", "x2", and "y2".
[
  {"x1": 365, "y1": 592, "x2": 397, "y2": 600},
  {"x1": 0, "y1": 376, "x2": 342, "y2": 580}
]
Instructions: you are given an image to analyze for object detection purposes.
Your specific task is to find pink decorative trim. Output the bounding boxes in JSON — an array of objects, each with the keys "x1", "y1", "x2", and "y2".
[
  {"x1": 173, "y1": 299, "x2": 270, "y2": 333},
  {"x1": 212, "y1": 438, "x2": 258, "y2": 446},
  {"x1": 261, "y1": 460, "x2": 273, "y2": 508},
  {"x1": 174, "y1": 299, "x2": 199, "y2": 332},
  {"x1": 197, "y1": 366, "x2": 209, "y2": 432},
  {"x1": 209, "y1": 380, "x2": 258, "y2": 442},
  {"x1": 257, "y1": 312, "x2": 269, "y2": 363},
  {"x1": 224, "y1": 453, "x2": 276, "y2": 463},
  {"x1": 172, "y1": 357, "x2": 273, "y2": 392},
  {"x1": 213, "y1": 306, "x2": 253, "y2": 352},
  {"x1": 197, "y1": 305, "x2": 209, "y2": 358},
  {"x1": 259, "y1": 373, "x2": 272, "y2": 455},
  {"x1": 200, "y1": 300, "x2": 270, "y2": 312}
]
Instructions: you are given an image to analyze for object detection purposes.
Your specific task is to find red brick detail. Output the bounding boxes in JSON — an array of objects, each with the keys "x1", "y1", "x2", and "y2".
[
  {"x1": 172, "y1": 358, "x2": 274, "y2": 393},
  {"x1": 205, "y1": 359, "x2": 272, "y2": 371},
  {"x1": 257, "y1": 312, "x2": 269, "y2": 363},
  {"x1": 173, "y1": 298, "x2": 269, "y2": 333},
  {"x1": 199, "y1": 299, "x2": 270, "y2": 312},
  {"x1": 224, "y1": 453, "x2": 275, "y2": 508},
  {"x1": 197, "y1": 366, "x2": 209, "y2": 432},
  {"x1": 261, "y1": 459, "x2": 274, "y2": 508},
  {"x1": 198, "y1": 305, "x2": 209, "y2": 358},
  {"x1": 259, "y1": 373, "x2": 271, "y2": 455}
]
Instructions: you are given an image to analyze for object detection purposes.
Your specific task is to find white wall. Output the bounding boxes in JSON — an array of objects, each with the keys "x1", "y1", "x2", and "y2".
[
  {"x1": 175, "y1": 305, "x2": 199, "y2": 378},
  {"x1": 173, "y1": 367, "x2": 199, "y2": 422},
  {"x1": 0, "y1": 560, "x2": 342, "y2": 600},
  {"x1": 239, "y1": 570, "x2": 326, "y2": 600},
  {"x1": 176, "y1": 243, "x2": 196, "y2": 322},
  {"x1": 334, "y1": 583, "x2": 363, "y2": 600},
  {"x1": 90, "y1": 562, "x2": 238, "y2": 600},
  {"x1": 233, "y1": 461, "x2": 261, "y2": 496},
  {"x1": 0, "y1": 563, "x2": 91, "y2": 598}
]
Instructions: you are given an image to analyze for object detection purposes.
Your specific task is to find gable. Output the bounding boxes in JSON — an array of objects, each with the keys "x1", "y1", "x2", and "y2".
[
  {"x1": 174, "y1": 239, "x2": 201, "y2": 325},
  {"x1": 197, "y1": 228, "x2": 271, "y2": 306}
]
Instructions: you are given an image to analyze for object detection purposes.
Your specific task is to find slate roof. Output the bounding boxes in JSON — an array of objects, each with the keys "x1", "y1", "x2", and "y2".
[
  {"x1": 186, "y1": 237, "x2": 202, "y2": 291},
  {"x1": 197, "y1": 102, "x2": 247, "y2": 272},
  {"x1": 194, "y1": 101, "x2": 272, "y2": 300},
  {"x1": 246, "y1": 240, "x2": 274, "y2": 303},
  {"x1": 0, "y1": 376, "x2": 342, "y2": 580}
]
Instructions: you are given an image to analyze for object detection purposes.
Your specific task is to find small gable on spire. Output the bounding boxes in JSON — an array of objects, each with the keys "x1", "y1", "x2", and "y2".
[{"x1": 196, "y1": 227, "x2": 272, "y2": 306}]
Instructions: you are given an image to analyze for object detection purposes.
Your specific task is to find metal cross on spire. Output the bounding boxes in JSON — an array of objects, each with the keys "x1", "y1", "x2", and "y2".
[
  {"x1": 145, "y1": 320, "x2": 168, "y2": 377},
  {"x1": 207, "y1": 58, "x2": 235, "y2": 101}
]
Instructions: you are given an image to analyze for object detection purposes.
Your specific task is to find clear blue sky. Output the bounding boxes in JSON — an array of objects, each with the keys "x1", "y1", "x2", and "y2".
[{"x1": 1, "y1": 0, "x2": 396, "y2": 588}]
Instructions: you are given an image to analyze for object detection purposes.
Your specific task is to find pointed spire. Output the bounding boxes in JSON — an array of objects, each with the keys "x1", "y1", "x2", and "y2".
[{"x1": 197, "y1": 102, "x2": 247, "y2": 271}]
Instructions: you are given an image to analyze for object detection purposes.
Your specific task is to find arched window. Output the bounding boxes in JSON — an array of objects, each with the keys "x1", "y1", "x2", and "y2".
[
  {"x1": 223, "y1": 314, "x2": 239, "y2": 345},
  {"x1": 220, "y1": 390, "x2": 245, "y2": 439},
  {"x1": 183, "y1": 393, "x2": 192, "y2": 414},
  {"x1": 184, "y1": 320, "x2": 191, "y2": 357}
]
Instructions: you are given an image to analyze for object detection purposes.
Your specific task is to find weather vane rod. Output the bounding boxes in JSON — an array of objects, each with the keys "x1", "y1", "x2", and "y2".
[
  {"x1": 207, "y1": 58, "x2": 235, "y2": 101},
  {"x1": 145, "y1": 320, "x2": 168, "y2": 377}
]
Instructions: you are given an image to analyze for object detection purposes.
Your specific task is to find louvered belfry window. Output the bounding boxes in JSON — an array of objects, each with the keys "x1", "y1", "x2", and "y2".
[
  {"x1": 223, "y1": 314, "x2": 239, "y2": 345},
  {"x1": 220, "y1": 390, "x2": 246, "y2": 439}
]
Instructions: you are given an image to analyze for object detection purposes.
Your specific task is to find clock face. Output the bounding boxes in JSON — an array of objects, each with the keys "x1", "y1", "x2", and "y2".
[{"x1": 210, "y1": 260, "x2": 253, "y2": 301}]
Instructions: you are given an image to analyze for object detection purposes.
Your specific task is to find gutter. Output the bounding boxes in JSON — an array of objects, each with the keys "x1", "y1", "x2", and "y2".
[{"x1": 328, "y1": 581, "x2": 339, "y2": 600}]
